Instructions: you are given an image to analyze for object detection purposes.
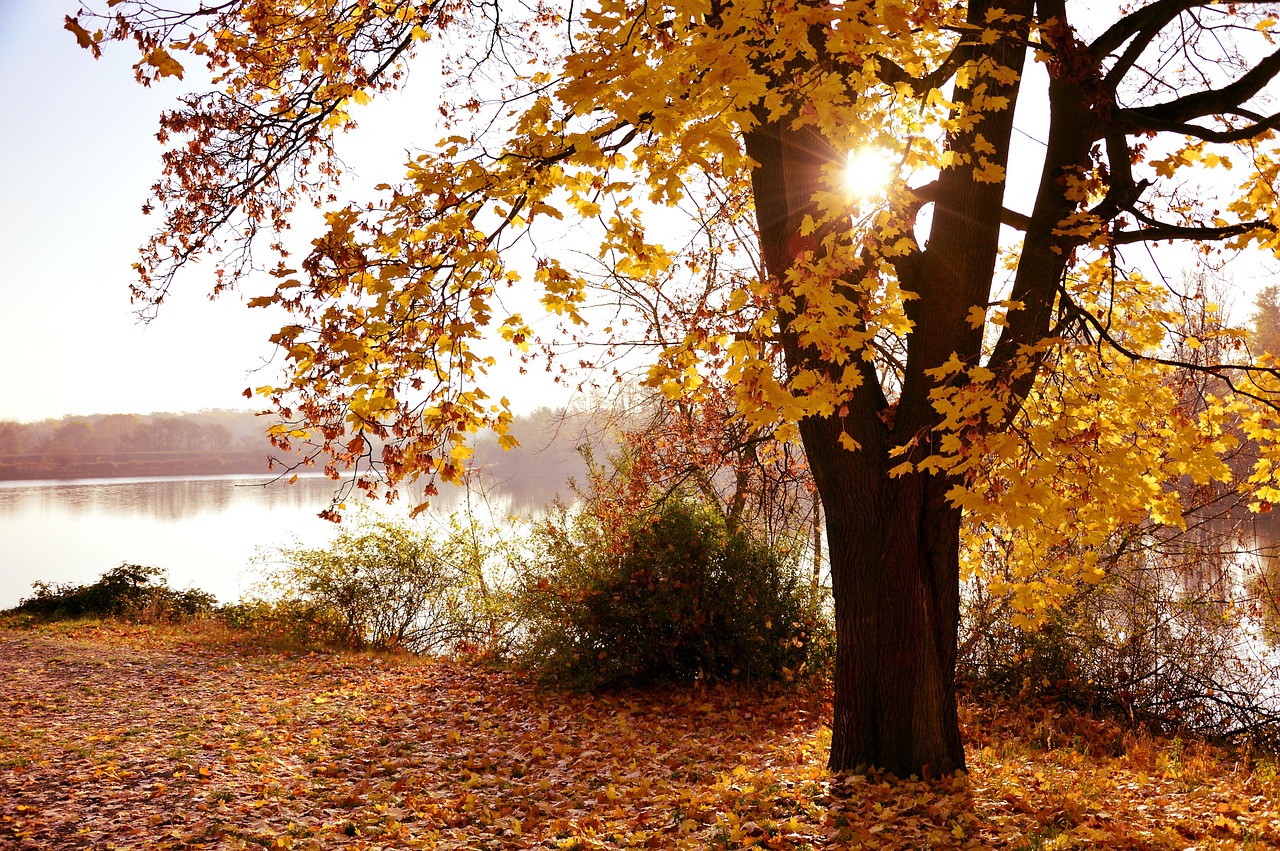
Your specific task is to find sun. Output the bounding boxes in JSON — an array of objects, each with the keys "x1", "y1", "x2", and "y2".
[{"x1": 843, "y1": 147, "x2": 897, "y2": 203}]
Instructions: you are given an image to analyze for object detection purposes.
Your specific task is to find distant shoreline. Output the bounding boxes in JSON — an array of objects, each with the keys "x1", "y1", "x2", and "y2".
[{"x1": 0, "y1": 450, "x2": 274, "y2": 482}]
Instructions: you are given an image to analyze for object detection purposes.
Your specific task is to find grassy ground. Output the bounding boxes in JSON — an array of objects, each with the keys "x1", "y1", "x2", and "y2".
[{"x1": 1, "y1": 621, "x2": 1277, "y2": 849}]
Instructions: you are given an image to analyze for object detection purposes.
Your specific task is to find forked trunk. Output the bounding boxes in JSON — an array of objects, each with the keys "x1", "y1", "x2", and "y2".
[
  {"x1": 742, "y1": 0, "x2": 1026, "y2": 778},
  {"x1": 745, "y1": 118, "x2": 972, "y2": 775}
]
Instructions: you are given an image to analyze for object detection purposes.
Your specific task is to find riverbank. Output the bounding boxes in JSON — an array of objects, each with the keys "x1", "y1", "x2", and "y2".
[{"x1": 2, "y1": 621, "x2": 1277, "y2": 849}]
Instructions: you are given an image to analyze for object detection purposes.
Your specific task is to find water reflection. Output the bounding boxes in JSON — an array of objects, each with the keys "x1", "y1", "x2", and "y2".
[
  {"x1": 0, "y1": 476, "x2": 328, "y2": 520},
  {"x1": 0, "y1": 473, "x2": 567, "y2": 519},
  {"x1": 1249, "y1": 515, "x2": 1280, "y2": 650},
  {"x1": 0, "y1": 474, "x2": 568, "y2": 609}
]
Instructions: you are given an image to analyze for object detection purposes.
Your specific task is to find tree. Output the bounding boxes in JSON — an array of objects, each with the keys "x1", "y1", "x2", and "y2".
[
  {"x1": 70, "y1": 0, "x2": 1280, "y2": 776},
  {"x1": 601, "y1": 383, "x2": 819, "y2": 558},
  {"x1": 43, "y1": 420, "x2": 95, "y2": 457},
  {"x1": 1252, "y1": 283, "x2": 1280, "y2": 359}
]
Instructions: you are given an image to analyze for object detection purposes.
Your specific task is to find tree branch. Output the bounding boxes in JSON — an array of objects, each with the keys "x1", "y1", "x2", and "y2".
[
  {"x1": 1092, "y1": 0, "x2": 1203, "y2": 74},
  {"x1": 1122, "y1": 46, "x2": 1280, "y2": 126},
  {"x1": 1059, "y1": 288, "x2": 1280, "y2": 412},
  {"x1": 1116, "y1": 109, "x2": 1280, "y2": 143},
  {"x1": 1111, "y1": 218, "x2": 1273, "y2": 245}
]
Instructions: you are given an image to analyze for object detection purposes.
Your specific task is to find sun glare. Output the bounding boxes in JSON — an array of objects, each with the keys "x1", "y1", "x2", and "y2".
[{"x1": 843, "y1": 147, "x2": 897, "y2": 203}]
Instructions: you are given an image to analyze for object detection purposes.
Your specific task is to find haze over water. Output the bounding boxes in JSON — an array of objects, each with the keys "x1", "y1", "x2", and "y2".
[{"x1": 0, "y1": 474, "x2": 560, "y2": 610}]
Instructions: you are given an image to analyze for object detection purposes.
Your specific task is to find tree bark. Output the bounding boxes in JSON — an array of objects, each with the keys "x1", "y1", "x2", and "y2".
[
  {"x1": 804, "y1": 412, "x2": 965, "y2": 776},
  {"x1": 783, "y1": 368, "x2": 966, "y2": 776}
]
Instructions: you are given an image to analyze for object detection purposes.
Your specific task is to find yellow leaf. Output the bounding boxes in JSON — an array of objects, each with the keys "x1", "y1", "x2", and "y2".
[
  {"x1": 972, "y1": 158, "x2": 1006, "y2": 183},
  {"x1": 145, "y1": 47, "x2": 185, "y2": 79},
  {"x1": 888, "y1": 461, "x2": 915, "y2": 477}
]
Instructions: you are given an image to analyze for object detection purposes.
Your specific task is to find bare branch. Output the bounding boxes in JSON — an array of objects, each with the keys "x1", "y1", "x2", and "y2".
[
  {"x1": 1059, "y1": 287, "x2": 1280, "y2": 412},
  {"x1": 1122, "y1": 46, "x2": 1280, "y2": 126}
]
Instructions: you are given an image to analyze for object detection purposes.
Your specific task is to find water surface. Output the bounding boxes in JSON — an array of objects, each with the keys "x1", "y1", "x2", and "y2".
[{"x1": 0, "y1": 474, "x2": 563, "y2": 609}]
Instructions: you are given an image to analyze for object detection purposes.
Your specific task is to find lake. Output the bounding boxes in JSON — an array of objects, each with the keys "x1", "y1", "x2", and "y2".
[{"x1": 0, "y1": 474, "x2": 568, "y2": 609}]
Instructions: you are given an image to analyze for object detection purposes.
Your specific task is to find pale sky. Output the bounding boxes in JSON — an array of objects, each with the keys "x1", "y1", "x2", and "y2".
[
  {"x1": 0, "y1": 1, "x2": 278, "y2": 422},
  {"x1": 0, "y1": 0, "x2": 576, "y2": 424}
]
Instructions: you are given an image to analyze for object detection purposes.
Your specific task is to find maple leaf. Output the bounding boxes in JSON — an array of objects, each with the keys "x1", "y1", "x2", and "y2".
[
  {"x1": 144, "y1": 48, "x2": 185, "y2": 80},
  {"x1": 63, "y1": 16, "x2": 100, "y2": 58}
]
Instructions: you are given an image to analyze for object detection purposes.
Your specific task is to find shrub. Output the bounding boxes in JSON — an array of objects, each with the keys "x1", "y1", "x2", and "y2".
[
  {"x1": 517, "y1": 494, "x2": 832, "y2": 689},
  {"x1": 960, "y1": 533, "x2": 1280, "y2": 747},
  {"x1": 9, "y1": 563, "x2": 216, "y2": 622},
  {"x1": 217, "y1": 597, "x2": 350, "y2": 650},
  {"x1": 256, "y1": 510, "x2": 517, "y2": 654}
]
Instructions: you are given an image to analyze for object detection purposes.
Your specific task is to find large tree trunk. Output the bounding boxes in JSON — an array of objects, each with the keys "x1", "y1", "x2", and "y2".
[
  {"x1": 744, "y1": 0, "x2": 1029, "y2": 777},
  {"x1": 803, "y1": 412, "x2": 965, "y2": 776},
  {"x1": 746, "y1": 114, "x2": 970, "y2": 775}
]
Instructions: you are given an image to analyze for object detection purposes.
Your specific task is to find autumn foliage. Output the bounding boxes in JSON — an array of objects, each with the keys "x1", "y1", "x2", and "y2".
[{"x1": 66, "y1": 0, "x2": 1280, "y2": 774}]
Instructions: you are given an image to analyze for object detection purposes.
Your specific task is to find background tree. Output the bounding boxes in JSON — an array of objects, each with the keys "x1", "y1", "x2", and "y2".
[
  {"x1": 71, "y1": 0, "x2": 1280, "y2": 776},
  {"x1": 591, "y1": 382, "x2": 820, "y2": 561},
  {"x1": 1252, "y1": 284, "x2": 1280, "y2": 359}
]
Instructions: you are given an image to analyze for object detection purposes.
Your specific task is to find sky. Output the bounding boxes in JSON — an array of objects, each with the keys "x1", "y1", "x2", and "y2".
[
  {"x1": 0, "y1": 1, "x2": 282, "y2": 422},
  {"x1": 0, "y1": 0, "x2": 576, "y2": 424}
]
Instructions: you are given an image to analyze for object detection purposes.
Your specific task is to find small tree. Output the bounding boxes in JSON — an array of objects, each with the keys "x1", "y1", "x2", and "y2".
[{"x1": 606, "y1": 386, "x2": 823, "y2": 576}]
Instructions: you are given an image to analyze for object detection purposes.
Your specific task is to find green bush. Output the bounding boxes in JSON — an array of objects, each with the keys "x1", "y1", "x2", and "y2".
[
  {"x1": 9, "y1": 563, "x2": 216, "y2": 622},
  {"x1": 217, "y1": 597, "x2": 350, "y2": 650},
  {"x1": 517, "y1": 495, "x2": 832, "y2": 689},
  {"x1": 256, "y1": 510, "x2": 517, "y2": 654}
]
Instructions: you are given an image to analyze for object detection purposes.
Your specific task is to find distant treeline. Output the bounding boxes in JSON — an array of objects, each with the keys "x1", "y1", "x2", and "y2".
[
  {"x1": 0, "y1": 410, "x2": 272, "y2": 480},
  {"x1": 0, "y1": 407, "x2": 593, "y2": 485}
]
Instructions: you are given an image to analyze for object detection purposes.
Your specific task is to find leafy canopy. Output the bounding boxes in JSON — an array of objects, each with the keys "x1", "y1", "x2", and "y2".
[{"x1": 69, "y1": 0, "x2": 1280, "y2": 621}]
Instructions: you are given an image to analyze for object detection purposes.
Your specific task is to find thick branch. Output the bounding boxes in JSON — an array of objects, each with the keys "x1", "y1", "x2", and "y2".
[
  {"x1": 1111, "y1": 218, "x2": 1274, "y2": 245},
  {"x1": 1123, "y1": 46, "x2": 1280, "y2": 125},
  {"x1": 875, "y1": 43, "x2": 978, "y2": 98},
  {"x1": 1091, "y1": 0, "x2": 1278, "y2": 59},
  {"x1": 987, "y1": 0, "x2": 1093, "y2": 401},
  {"x1": 1116, "y1": 109, "x2": 1280, "y2": 143},
  {"x1": 1092, "y1": 0, "x2": 1203, "y2": 74},
  {"x1": 910, "y1": 180, "x2": 1029, "y2": 231}
]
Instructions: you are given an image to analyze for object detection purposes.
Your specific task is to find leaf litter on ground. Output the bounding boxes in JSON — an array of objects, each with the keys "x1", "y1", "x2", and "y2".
[{"x1": 1, "y1": 622, "x2": 1278, "y2": 849}]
